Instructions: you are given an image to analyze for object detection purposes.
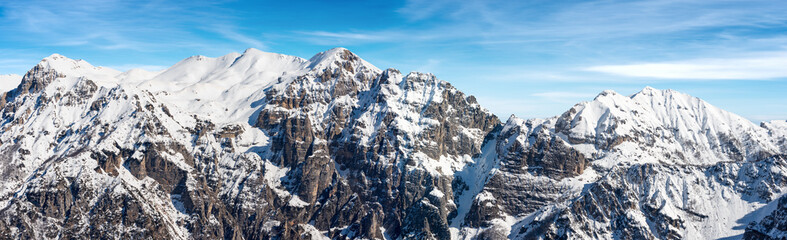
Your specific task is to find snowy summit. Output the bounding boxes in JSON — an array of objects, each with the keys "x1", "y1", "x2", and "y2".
[{"x1": 0, "y1": 48, "x2": 784, "y2": 240}]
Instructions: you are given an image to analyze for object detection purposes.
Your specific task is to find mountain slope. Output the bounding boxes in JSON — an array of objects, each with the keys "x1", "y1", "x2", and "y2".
[
  {"x1": 0, "y1": 49, "x2": 784, "y2": 240},
  {"x1": 0, "y1": 74, "x2": 22, "y2": 93},
  {"x1": 0, "y1": 48, "x2": 499, "y2": 239},
  {"x1": 463, "y1": 88, "x2": 785, "y2": 239}
]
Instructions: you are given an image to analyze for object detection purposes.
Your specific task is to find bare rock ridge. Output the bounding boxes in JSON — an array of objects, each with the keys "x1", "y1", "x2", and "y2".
[{"x1": 0, "y1": 48, "x2": 784, "y2": 239}]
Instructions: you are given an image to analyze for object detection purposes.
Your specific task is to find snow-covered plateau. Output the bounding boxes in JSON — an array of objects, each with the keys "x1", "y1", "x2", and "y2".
[{"x1": 0, "y1": 48, "x2": 784, "y2": 240}]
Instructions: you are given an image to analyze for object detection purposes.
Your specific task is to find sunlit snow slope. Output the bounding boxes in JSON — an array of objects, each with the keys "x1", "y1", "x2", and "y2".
[{"x1": 0, "y1": 48, "x2": 784, "y2": 240}]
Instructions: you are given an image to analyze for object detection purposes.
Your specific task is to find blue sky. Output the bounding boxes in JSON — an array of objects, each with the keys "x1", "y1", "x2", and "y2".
[{"x1": 1, "y1": 0, "x2": 786, "y2": 122}]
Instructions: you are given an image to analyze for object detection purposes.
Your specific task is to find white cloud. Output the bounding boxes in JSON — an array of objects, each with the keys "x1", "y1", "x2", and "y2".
[
  {"x1": 388, "y1": 0, "x2": 787, "y2": 43},
  {"x1": 291, "y1": 30, "x2": 442, "y2": 45},
  {"x1": 213, "y1": 28, "x2": 266, "y2": 50},
  {"x1": 585, "y1": 52, "x2": 787, "y2": 80},
  {"x1": 299, "y1": 31, "x2": 386, "y2": 41},
  {"x1": 0, "y1": 1, "x2": 246, "y2": 51}
]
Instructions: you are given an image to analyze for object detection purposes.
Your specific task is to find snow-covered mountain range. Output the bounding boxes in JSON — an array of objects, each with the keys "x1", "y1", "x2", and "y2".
[{"x1": 0, "y1": 48, "x2": 784, "y2": 240}]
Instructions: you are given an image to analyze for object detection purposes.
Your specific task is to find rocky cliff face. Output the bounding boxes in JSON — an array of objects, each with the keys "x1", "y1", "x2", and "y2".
[{"x1": 0, "y1": 48, "x2": 784, "y2": 240}]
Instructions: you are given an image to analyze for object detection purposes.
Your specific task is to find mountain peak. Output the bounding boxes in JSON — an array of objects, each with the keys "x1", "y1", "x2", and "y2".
[
  {"x1": 1, "y1": 48, "x2": 786, "y2": 240},
  {"x1": 641, "y1": 85, "x2": 658, "y2": 93},
  {"x1": 634, "y1": 86, "x2": 667, "y2": 97},
  {"x1": 39, "y1": 53, "x2": 85, "y2": 67},
  {"x1": 242, "y1": 47, "x2": 264, "y2": 55},
  {"x1": 43, "y1": 53, "x2": 69, "y2": 60},
  {"x1": 240, "y1": 48, "x2": 281, "y2": 59},
  {"x1": 633, "y1": 86, "x2": 686, "y2": 98},
  {"x1": 12, "y1": 53, "x2": 124, "y2": 94},
  {"x1": 184, "y1": 55, "x2": 209, "y2": 61},
  {"x1": 593, "y1": 89, "x2": 621, "y2": 100},
  {"x1": 237, "y1": 48, "x2": 307, "y2": 65},
  {"x1": 559, "y1": 86, "x2": 775, "y2": 165},
  {"x1": 37, "y1": 53, "x2": 108, "y2": 73},
  {"x1": 307, "y1": 47, "x2": 380, "y2": 73},
  {"x1": 308, "y1": 47, "x2": 356, "y2": 65},
  {"x1": 324, "y1": 47, "x2": 350, "y2": 54}
]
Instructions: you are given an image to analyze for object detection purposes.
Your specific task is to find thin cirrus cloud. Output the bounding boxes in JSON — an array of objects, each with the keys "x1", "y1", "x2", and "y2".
[
  {"x1": 0, "y1": 0, "x2": 786, "y2": 121},
  {"x1": 298, "y1": 31, "x2": 388, "y2": 41},
  {"x1": 0, "y1": 1, "x2": 261, "y2": 52},
  {"x1": 303, "y1": 0, "x2": 787, "y2": 46},
  {"x1": 585, "y1": 52, "x2": 787, "y2": 80},
  {"x1": 1, "y1": 1, "x2": 164, "y2": 49},
  {"x1": 212, "y1": 27, "x2": 267, "y2": 50},
  {"x1": 291, "y1": 30, "x2": 446, "y2": 46}
]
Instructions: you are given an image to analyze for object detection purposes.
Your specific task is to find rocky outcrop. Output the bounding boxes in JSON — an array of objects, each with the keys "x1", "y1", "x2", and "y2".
[
  {"x1": 512, "y1": 155, "x2": 787, "y2": 240},
  {"x1": 0, "y1": 49, "x2": 785, "y2": 240},
  {"x1": 744, "y1": 194, "x2": 787, "y2": 240},
  {"x1": 248, "y1": 51, "x2": 500, "y2": 238}
]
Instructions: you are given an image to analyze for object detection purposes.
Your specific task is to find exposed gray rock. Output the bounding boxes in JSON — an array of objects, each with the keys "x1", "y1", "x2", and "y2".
[{"x1": 0, "y1": 49, "x2": 785, "y2": 240}]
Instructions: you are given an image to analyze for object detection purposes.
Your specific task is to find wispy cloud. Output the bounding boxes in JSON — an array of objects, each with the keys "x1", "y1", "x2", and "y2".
[
  {"x1": 0, "y1": 0, "x2": 785, "y2": 121},
  {"x1": 473, "y1": 70, "x2": 591, "y2": 83},
  {"x1": 396, "y1": 0, "x2": 453, "y2": 21},
  {"x1": 290, "y1": 30, "x2": 444, "y2": 46},
  {"x1": 585, "y1": 52, "x2": 787, "y2": 80},
  {"x1": 386, "y1": 0, "x2": 787, "y2": 45},
  {"x1": 299, "y1": 31, "x2": 387, "y2": 41},
  {"x1": 213, "y1": 27, "x2": 266, "y2": 50},
  {"x1": 287, "y1": 0, "x2": 787, "y2": 86},
  {"x1": 0, "y1": 0, "x2": 252, "y2": 51}
]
